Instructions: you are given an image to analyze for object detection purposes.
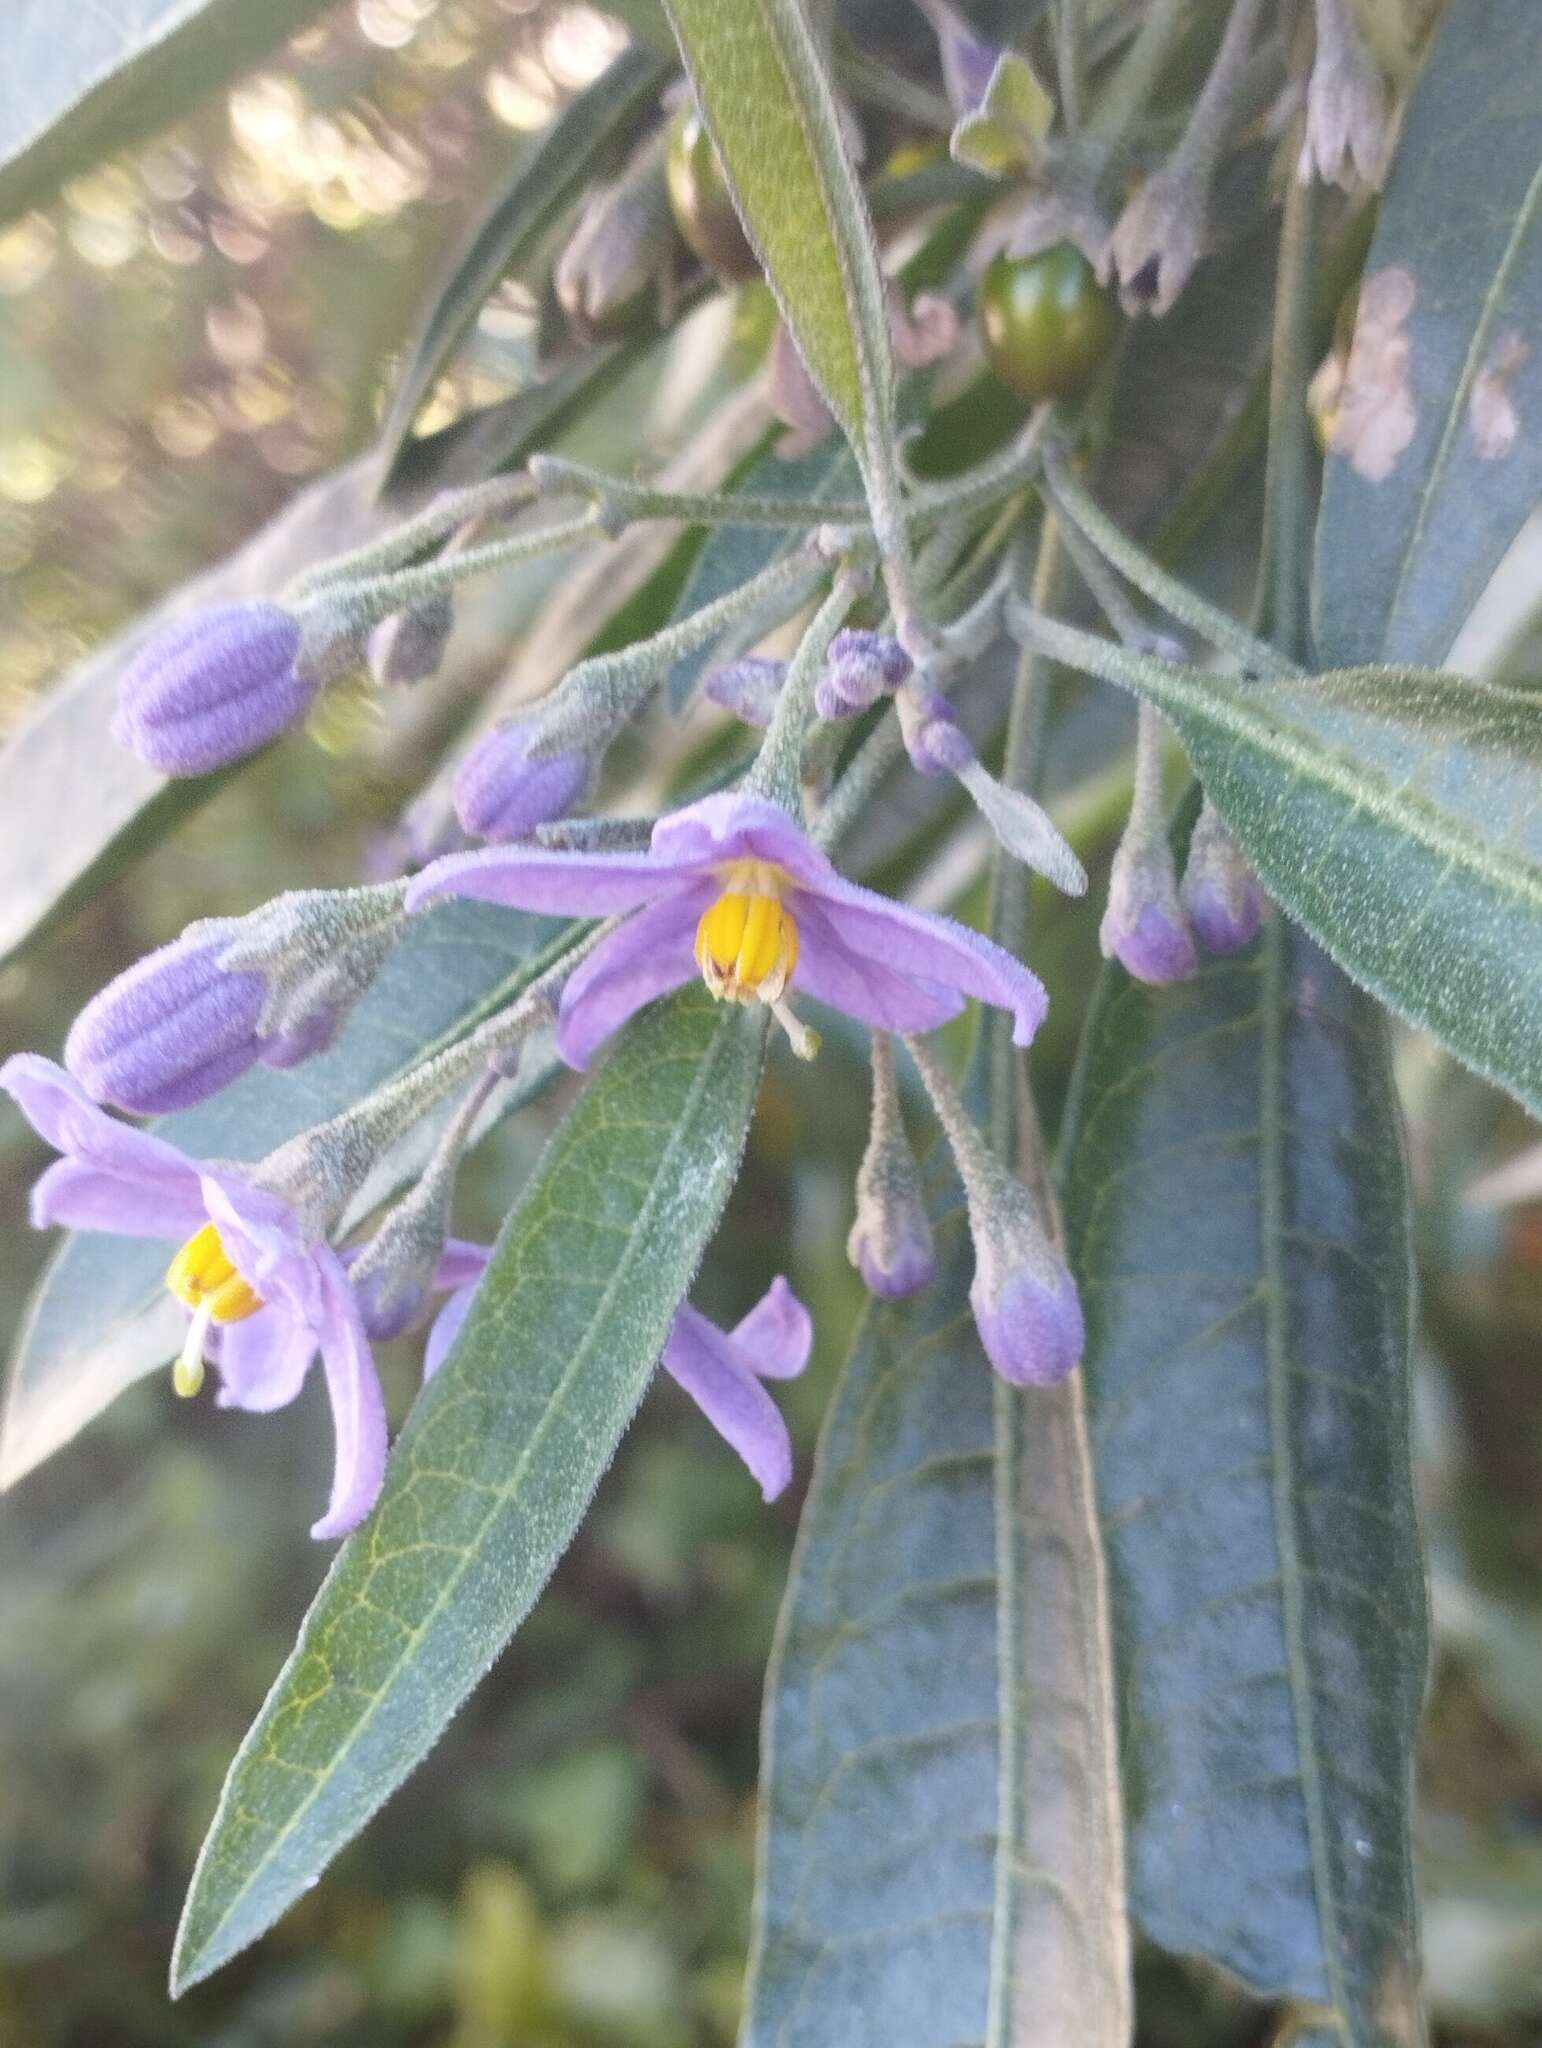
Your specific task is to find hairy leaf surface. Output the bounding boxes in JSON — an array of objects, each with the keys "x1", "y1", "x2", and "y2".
[
  {"x1": 172, "y1": 985, "x2": 767, "y2": 1990},
  {"x1": 1061, "y1": 927, "x2": 1426, "y2": 2044},
  {"x1": 1314, "y1": 0, "x2": 1542, "y2": 667}
]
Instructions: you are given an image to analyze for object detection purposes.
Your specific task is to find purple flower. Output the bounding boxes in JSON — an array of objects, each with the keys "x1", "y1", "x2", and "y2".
[
  {"x1": 1100, "y1": 843, "x2": 1198, "y2": 986},
  {"x1": 970, "y1": 1256, "x2": 1085, "y2": 1387},
  {"x1": 1180, "y1": 804, "x2": 1267, "y2": 955},
  {"x1": 815, "y1": 630, "x2": 912, "y2": 720},
  {"x1": 453, "y1": 717, "x2": 593, "y2": 842},
  {"x1": 0, "y1": 1054, "x2": 387, "y2": 1540},
  {"x1": 405, "y1": 790, "x2": 1048, "y2": 1069},
  {"x1": 64, "y1": 927, "x2": 337, "y2": 1116},
  {"x1": 426, "y1": 1250, "x2": 812, "y2": 1500},
  {"x1": 111, "y1": 602, "x2": 314, "y2": 777}
]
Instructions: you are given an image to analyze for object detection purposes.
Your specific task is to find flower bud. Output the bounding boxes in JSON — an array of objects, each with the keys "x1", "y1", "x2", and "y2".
[
  {"x1": 704, "y1": 655, "x2": 788, "y2": 729},
  {"x1": 1298, "y1": 0, "x2": 1387, "y2": 192},
  {"x1": 65, "y1": 929, "x2": 268, "y2": 1115},
  {"x1": 67, "y1": 884, "x2": 407, "y2": 1114},
  {"x1": 366, "y1": 590, "x2": 454, "y2": 687},
  {"x1": 919, "y1": 0, "x2": 1000, "y2": 116},
  {"x1": 970, "y1": 1243, "x2": 1085, "y2": 1387},
  {"x1": 453, "y1": 717, "x2": 593, "y2": 842},
  {"x1": 111, "y1": 602, "x2": 314, "y2": 776},
  {"x1": 815, "y1": 629, "x2": 912, "y2": 720},
  {"x1": 847, "y1": 1034, "x2": 935, "y2": 1299},
  {"x1": 554, "y1": 131, "x2": 674, "y2": 345},
  {"x1": 769, "y1": 320, "x2": 837, "y2": 458},
  {"x1": 1100, "y1": 845, "x2": 1198, "y2": 985},
  {"x1": 896, "y1": 682, "x2": 975, "y2": 776},
  {"x1": 1180, "y1": 800, "x2": 1267, "y2": 955}
]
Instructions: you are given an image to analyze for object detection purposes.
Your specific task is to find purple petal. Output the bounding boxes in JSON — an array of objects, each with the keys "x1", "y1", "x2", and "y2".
[
  {"x1": 662, "y1": 1307, "x2": 794, "y2": 1501},
  {"x1": 1, "y1": 1054, "x2": 204, "y2": 1214},
  {"x1": 434, "y1": 1238, "x2": 492, "y2": 1292},
  {"x1": 795, "y1": 876, "x2": 1047, "y2": 1045},
  {"x1": 647, "y1": 791, "x2": 836, "y2": 890},
  {"x1": 729, "y1": 1276, "x2": 812, "y2": 1379},
  {"x1": 406, "y1": 842, "x2": 701, "y2": 919},
  {"x1": 308, "y1": 1252, "x2": 389, "y2": 1540},
  {"x1": 424, "y1": 1283, "x2": 476, "y2": 1379},
  {"x1": 214, "y1": 1304, "x2": 318, "y2": 1413},
  {"x1": 792, "y1": 900, "x2": 965, "y2": 1036},
  {"x1": 27, "y1": 1159, "x2": 204, "y2": 1238},
  {"x1": 554, "y1": 886, "x2": 709, "y2": 1069},
  {"x1": 199, "y1": 1171, "x2": 324, "y2": 1328}
]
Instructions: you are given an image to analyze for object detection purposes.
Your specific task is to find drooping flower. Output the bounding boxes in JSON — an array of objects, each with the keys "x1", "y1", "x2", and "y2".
[
  {"x1": 0, "y1": 1055, "x2": 387, "y2": 1539},
  {"x1": 425, "y1": 1249, "x2": 812, "y2": 1500},
  {"x1": 405, "y1": 791, "x2": 1048, "y2": 1069},
  {"x1": 453, "y1": 716, "x2": 594, "y2": 843},
  {"x1": 111, "y1": 602, "x2": 316, "y2": 777},
  {"x1": 847, "y1": 1032, "x2": 935, "y2": 1300}
]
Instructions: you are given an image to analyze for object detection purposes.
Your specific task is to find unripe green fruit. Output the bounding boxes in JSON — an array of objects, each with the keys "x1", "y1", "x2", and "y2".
[
  {"x1": 666, "y1": 108, "x2": 759, "y2": 285},
  {"x1": 978, "y1": 244, "x2": 1120, "y2": 404}
]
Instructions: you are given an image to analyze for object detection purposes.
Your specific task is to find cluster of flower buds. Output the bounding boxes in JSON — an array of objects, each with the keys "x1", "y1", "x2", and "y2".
[
  {"x1": 1100, "y1": 708, "x2": 1266, "y2": 985},
  {"x1": 65, "y1": 884, "x2": 407, "y2": 1114}
]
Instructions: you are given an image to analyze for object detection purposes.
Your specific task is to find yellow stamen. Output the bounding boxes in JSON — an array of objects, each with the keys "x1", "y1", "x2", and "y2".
[
  {"x1": 694, "y1": 859, "x2": 800, "y2": 1004},
  {"x1": 166, "y1": 1221, "x2": 263, "y2": 1324}
]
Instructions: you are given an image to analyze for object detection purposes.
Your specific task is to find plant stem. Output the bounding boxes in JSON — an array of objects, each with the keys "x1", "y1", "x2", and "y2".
[
  {"x1": 1255, "y1": 124, "x2": 1318, "y2": 659},
  {"x1": 748, "y1": 573, "x2": 865, "y2": 809},
  {"x1": 529, "y1": 454, "x2": 872, "y2": 532}
]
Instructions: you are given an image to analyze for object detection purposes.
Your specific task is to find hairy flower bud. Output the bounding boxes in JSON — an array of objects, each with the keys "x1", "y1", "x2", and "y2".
[
  {"x1": 65, "y1": 930, "x2": 270, "y2": 1115},
  {"x1": 111, "y1": 602, "x2": 315, "y2": 776},
  {"x1": 1180, "y1": 799, "x2": 1268, "y2": 955},
  {"x1": 970, "y1": 1236, "x2": 1085, "y2": 1386},
  {"x1": 453, "y1": 717, "x2": 593, "y2": 842},
  {"x1": 704, "y1": 655, "x2": 788, "y2": 729},
  {"x1": 847, "y1": 1036, "x2": 935, "y2": 1299},
  {"x1": 366, "y1": 590, "x2": 454, "y2": 687},
  {"x1": 816, "y1": 629, "x2": 912, "y2": 720},
  {"x1": 896, "y1": 682, "x2": 976, "y2": 776},
  {"x1": 67, "y1": 885, "x2": 406, "y2": 1114},
  {"x1": 1298, "y1": 0, "x2": 1388, "y2": 192},
  {"x1": 1100, "y1": 844, "x2": 1198, "y2": 985}
]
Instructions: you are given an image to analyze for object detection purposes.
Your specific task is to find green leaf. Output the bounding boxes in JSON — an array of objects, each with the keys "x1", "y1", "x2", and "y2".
[
  {"x1": 0, "y1": 0, "x2": 334, "y2": 227},
  {"x1": 378, "y1": 44, "x2": 673, "y2": 470},
  {"x1": 665, "y1": 434, "x2": 859, "y2": 711},
  {"x1": 171, "y1": 984, "x2": 766, "y2": 1991},
  {"x1": 1060, "y1": 926, "x2": 1427, "y2": 2044},
  {"x1": 1, "y1": 902, "x2": 566, "y2": 1490},
  {"x1": 1021, "y1": 628, "x2": 1542, "y2": 1118},
  {"x1": 1313, "y1": 0, "x2": 1542, "y2": 668},
  {"x1": 660, "y1": 0, "x2": 894, "y2": 476},
  {"x1": 744, "y1": 1179, "x2": 1130, "y2": 2046}
]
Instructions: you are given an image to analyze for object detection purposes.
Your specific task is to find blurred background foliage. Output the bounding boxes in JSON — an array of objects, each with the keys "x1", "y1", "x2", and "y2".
[{"x1": 0, "y1": 2, "x2": 1540, "y2": 2044}]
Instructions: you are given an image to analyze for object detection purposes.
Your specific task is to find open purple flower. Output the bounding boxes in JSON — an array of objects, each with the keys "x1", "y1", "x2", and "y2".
[
  {"x1": 425, "y1": 1250, "x2": 812, "y2": 1500},
  {"x1": 405, "y1": 791, "x2": 1047, "y2": 1069},
  {"x1": 0, "y1": 1054, "x2": 387, "y2": 1540}
]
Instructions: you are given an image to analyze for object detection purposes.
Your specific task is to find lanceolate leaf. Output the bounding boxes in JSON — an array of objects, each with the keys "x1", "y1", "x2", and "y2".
[
  {"x1": 744, "y1": 1173, "x2": 1130, "y2": 2047},
  {"x1": 0, "y1": 0, "x2": 333, "y2": 227},
  {"x1": 171, "y1": 986, "x2": 767, "y2": 1990},
  {"x1": 1313, "y1": 0, "x2": 1542, "y2": 668},
  {"x1": 1060, "y1": 927, "x2": 1426, "y2": 2043},
  {"x1": 1017, "y1": 627, "x2": 1542, "y2": 1119},
  {"x1": 378, "y1": 43, "x2": 673, "y2": 471},
  {"x1": 1, "y1": 903, "x2": 567, "y2": 1490},
  {"x1": 660, "y1": 0, "x2": 895, "y2": 480}
]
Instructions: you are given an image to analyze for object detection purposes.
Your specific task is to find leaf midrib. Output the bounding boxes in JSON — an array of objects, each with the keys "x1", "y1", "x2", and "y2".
[{"x1": 175, "y1": 1005, "x2": 755, "y2": 1985}]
